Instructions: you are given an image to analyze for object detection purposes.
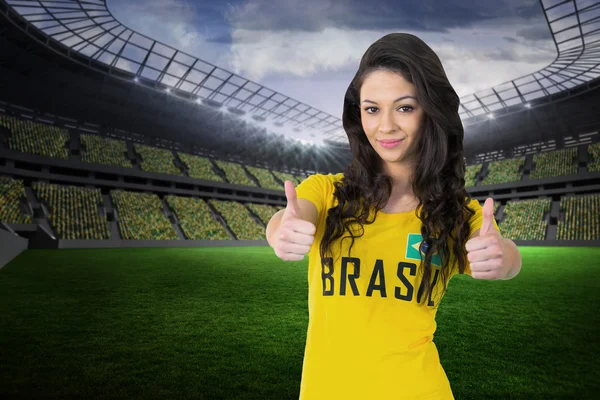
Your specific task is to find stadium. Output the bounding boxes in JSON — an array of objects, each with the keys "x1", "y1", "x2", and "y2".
[{"x1": 0, "y1": 0, "x2": 599, "y2": 399}]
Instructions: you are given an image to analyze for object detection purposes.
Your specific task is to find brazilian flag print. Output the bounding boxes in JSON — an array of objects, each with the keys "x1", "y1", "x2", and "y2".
[{"x1": 405, "y1": 233, "x2": 441, "y2": 267}]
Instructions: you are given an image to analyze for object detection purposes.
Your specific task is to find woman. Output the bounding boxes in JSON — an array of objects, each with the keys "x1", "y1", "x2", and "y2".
[{"x1": 266, "y1": 32, "x2": 522, "y2": 400}]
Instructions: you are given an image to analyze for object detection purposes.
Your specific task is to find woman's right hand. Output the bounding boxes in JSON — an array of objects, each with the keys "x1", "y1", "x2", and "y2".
[{"x1": 272, "y1": 180, "x2": 316, "y2": 261}]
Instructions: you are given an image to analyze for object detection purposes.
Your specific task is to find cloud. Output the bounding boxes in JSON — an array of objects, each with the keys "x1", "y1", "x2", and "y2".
[
  {"x1": 107, "y1": 0, "x2": 233, "y2": 67},
  {"x1": 223, "y1": 0, "x2": 506, "y2": 34},
  {"x1": 106, "y1": 0, "x2": 558, "y2": 124},
  {"x1": 516, "y1": 25, "x2": 553, "y2": 41}
]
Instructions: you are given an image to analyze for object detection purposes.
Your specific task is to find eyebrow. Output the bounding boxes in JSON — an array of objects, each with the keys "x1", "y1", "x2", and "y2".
[{"x1": 361, "y1": 96, "x2": 417, "y2": 104}]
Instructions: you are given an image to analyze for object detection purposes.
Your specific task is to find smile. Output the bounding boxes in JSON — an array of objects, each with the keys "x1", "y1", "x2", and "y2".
[{"x1": 378, "y1": 139, "x2": 404, "y2": 148}]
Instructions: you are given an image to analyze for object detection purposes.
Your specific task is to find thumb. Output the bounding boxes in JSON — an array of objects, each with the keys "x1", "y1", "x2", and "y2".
[
  {"x1": 480, "y1": 197, "x2": 495, "y2": 235},
  {"x1": 284, "y1": 180, "x2": 301, "y2": 218}
]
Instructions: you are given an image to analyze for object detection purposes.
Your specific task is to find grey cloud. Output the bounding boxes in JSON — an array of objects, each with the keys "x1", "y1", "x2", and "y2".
[{"x1": 516, "y1": 25, "x2": 552, "y2": 41}]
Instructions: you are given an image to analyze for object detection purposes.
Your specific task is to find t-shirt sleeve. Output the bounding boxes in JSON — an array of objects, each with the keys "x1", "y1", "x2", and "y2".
[
  {"x1": 295, "y1": 173, "x2": 336, "y2": 221},
  {"x1": 463, "y1": 199, "x2": 501, "y2": 276}
]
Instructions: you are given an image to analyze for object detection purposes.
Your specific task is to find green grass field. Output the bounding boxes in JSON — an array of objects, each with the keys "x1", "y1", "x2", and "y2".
[{"x1": 0, "y1": 246, "x2": 598, "y2": 399}]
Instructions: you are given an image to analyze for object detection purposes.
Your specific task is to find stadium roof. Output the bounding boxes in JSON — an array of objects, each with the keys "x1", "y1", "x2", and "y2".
[{"x1": 2, "y1": 0, "x2": 600, "y2": 144}]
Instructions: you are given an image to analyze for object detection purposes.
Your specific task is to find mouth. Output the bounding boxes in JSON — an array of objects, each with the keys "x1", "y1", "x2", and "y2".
[
  {"x1": 378, "y1": 139, "x2": 404, "y2": 143},
  {"x1": 378, "y1": 138, "x2": 404, "y2": 149}
]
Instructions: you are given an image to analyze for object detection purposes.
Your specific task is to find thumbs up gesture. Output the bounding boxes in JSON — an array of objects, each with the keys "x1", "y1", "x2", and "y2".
[
  {"x1": 272, "y1": 180, "x2": 316, "y2": 261},
  {"x1": 465, "y1": 198, "x2": 510, "y2": 280}
]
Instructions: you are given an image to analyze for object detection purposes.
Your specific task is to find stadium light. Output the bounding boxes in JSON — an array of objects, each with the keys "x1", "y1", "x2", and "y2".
[
  {"x1": 488, "y1": 114, "x2": 494, "y2": 119},
  {"x1": 134, "y1": 77, "x2": 139, "y2": 83},
  {"x1": 525, "y1": 103, "x2": 531, "y2": 108},
  {"x1": 196, "y1": 98, "x2": 202, "y2": 104},
  {"x1": 165, "y1": 88, "x2": 171, "y2": 93}
]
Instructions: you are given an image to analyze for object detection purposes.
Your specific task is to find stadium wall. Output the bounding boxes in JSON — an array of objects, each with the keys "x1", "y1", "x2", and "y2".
[{"x1": 0, "y1": 223, "x2": 27, "y2": 269}]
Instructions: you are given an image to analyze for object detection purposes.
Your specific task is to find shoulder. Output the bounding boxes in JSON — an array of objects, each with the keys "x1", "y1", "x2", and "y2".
[{"x1": 301, "y1": 172, "x2": 344, "y2": 185}]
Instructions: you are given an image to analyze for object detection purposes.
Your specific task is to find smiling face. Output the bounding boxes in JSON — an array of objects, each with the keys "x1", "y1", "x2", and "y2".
[{"x1": 359, "y1": 70, "x2": 425, "y2": 175}]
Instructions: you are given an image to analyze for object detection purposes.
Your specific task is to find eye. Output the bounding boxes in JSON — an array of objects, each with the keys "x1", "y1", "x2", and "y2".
[{"x1": 363, "y1": 105, "x2": 414, "y2": 114}]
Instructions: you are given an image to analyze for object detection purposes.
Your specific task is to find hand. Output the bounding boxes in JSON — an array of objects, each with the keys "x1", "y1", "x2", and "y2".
[
  {"x1": 272, "y1": 180, "x2": 316, "y2": 261},
  {"x1": 465, "y1": 198, "x2": 510, "y2": 280}
]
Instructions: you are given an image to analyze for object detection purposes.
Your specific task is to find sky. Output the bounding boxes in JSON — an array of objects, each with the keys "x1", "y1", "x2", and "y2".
[{"x1": 106, "y1": 0, "x2": 557, "y2": 124}]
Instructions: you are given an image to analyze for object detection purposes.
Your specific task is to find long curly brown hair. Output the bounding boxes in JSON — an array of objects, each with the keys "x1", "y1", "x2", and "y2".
[{"x1": 319, "y1": 33, "x2": 476, "y2": 306}]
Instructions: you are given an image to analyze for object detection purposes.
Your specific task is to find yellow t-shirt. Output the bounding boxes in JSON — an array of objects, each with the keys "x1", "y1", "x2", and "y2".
[{"x1": 295, "y1": 172, "x2": 500, "y2": 400}]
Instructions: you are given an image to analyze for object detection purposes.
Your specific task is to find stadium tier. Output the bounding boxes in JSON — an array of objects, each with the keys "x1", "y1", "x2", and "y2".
[
  {"x1": 32, "y1": 181, "x2": 109, "y2": 240},
  {"x1": 208, "y1": 198, "x2": 266, "y2": 240},
  {"x1": 481, "y1": 157, "x2": 524, "y2": 185},
  {"x1": 247, "y1": 203, "x2": 281, "y2": 225},
  {"x1": 588, "y1": 142, "x2": 600, "y2": 173},
  {"x1": 80, "y1": 134, "x2": 133, "y2": 169},
  {"x1": 530, "y1": 147, "x2": 578, "y2": 180},
  {"x1": 1, "y1": 114, "x2": 69, "y2": 160},
  {"x1": 213, "y1": 159, "x2": 258, "y2": 187},
  {"x1": 0, "y1": 175, "x2": 32, "y2": 224},
  {"x1": 164, "y1": 195, "x2": 231, "y2": 240},
  {"x1": 245, "y1": 166, "x2": 283, "y2": 190},
  {"x1": 134, "y1": 143, "x2": 182, "y2": 176},
  {"x1": 111, "y1": 190, "x2": 179, "y2": 240},
  {"x1": 177, "y1": 152, "x2": 225, "y2": 182},
  {"x1": 557, "y1": 193, "x2": 600, "y2": 240},
  {"x1": 498, "y1": 198, "x2": 551, "y2": 241},
  {"x1": 465, "y1": 164, "x2": 481, "y2": 187}
]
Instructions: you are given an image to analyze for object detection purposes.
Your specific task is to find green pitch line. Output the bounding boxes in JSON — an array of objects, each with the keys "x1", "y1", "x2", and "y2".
[{"x1": 0, "y1": 246, "x2": 598, "y2": 399}]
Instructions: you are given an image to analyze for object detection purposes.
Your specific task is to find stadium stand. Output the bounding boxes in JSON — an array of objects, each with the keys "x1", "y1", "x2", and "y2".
[
  {"x1": 272, "y1": 170, "x2": 302, "y2": 186},
  {"x1": 465, "y1": 164, "x2": 481, "y2": 187},
  {"x1": 477, "y1": 199, "x2": 500, "y2": 215},
  {"x1": 481, "y1": 157, "x2": 524, "y2": 185},
  {"x1": 213, "y1": 160, "x2": 257, "y2": 187},
  {"x1": 557, "y1": 193, "x2": 600, "y2": 240},
  {"x1": 530, "y1": 148, "x2": 577, "y2": 180},
  {"x1": 111, "y1": 190, "x2": 179, "y2": 240},
  {"x1": 134, "y1": 143, "x2": 181, "y2": 176},
  {"x1": 165, "y1": 195, "x2": 230, "y2": 240},
  {"x1": 1, "y1": 114, "x2": 69, "y2": 159},
  {"x1": 588, "y1": 143, "x2": 600, "y2": 172},
  {"x1": 499, "y1": 198, "x2": 551, "y2": 240},
  {"x1": 177, "y1": 152, "x2": 225, "y2": 182},
  {"x1": 246, "y1": 166, "x2": 282, "y2": 190},
  {"x1": 0, "y1": 175, "x2": 32, "y2": 224},
  {"x1": 32, "y1": 181, "x2": 109, "y2": 240},
  {"x1": 208, "y1": 199, "x2": 266, "y2": 240},
  {"x1": 80, "y1": 134, "x2": 133, "y2": 169},
  {"x1": 247, "y1": 203, "x2": 280, "y2": 225}
]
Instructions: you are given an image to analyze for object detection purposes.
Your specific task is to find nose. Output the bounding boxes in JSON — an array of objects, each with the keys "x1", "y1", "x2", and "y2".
[{"x1": 378, "y1": 109, "x2": 396, "y2": 133}]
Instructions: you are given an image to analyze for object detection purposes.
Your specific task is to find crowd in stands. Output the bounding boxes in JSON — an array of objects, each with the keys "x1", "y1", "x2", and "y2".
[
  {"x1": 247, "y1": 203, "x2": 280, "y2": 225},
  {"x1": 165, "y1": 195, "x2": 230, "y2": 240},
  {"x1": 557, "y1": 193, "x2": 600, "y2": 240},
  {"x1": 177, "y1": 152, "x2": 224, "y2": 182},
  {"x1": 482, "y1": 157, "x2": 523, "y2": 185},
  {"x1": 272, "y1": 170, "x2": 303, "y2": 186},
  {"x1": 530, "y1": 147, "x2": 578, "y2": 180},
  {"x1": 80, "y1": 134, "x2": 132, "y2": 169},
  {"x1": 32, "y1": 181, "x2": 109, "y2": 240},
  {"x1": 1, "y1": 114, "x2": 70, "y2": 159},
  {"x1": 0, "y1": 175, "x2": 32, "y2": 224},
  {"x1": 111, "y1": 190, "x2": 179, "y2": 240},
  {"x1": 6, "y1": 175, "x2": 600, "y2": 242},
  {"x1": 465, "y1": 164, "x2": 481, "y2": 187},
  {"x1": 245, "y1": 166, "x2": 282, "y2": 190},
  {"x1": 134, "y1": 144, "x2": 181, "y2": 175},
  {"x1": 213, "y1": 160, "x2": 257, "y2": 187},
  {"x1": 588, "y1": 143, "x2": 600, "y2": 173},
  {"x1": 208, "y1": 199, "x2": 266, "y2": 240},
  {"x1": 498, "y1": 198, "x2": 551, "y2": 240}
]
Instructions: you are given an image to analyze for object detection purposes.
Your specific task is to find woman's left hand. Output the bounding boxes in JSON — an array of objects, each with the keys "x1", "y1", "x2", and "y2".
[{"x1": 465, "y1": 198, "x2": 512, "y2": 280}]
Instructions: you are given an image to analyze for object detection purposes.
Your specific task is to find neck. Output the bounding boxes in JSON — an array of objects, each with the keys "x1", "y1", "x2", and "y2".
[{"x1": 383, "y1": 161, "x2": 415, "y2": 197}]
